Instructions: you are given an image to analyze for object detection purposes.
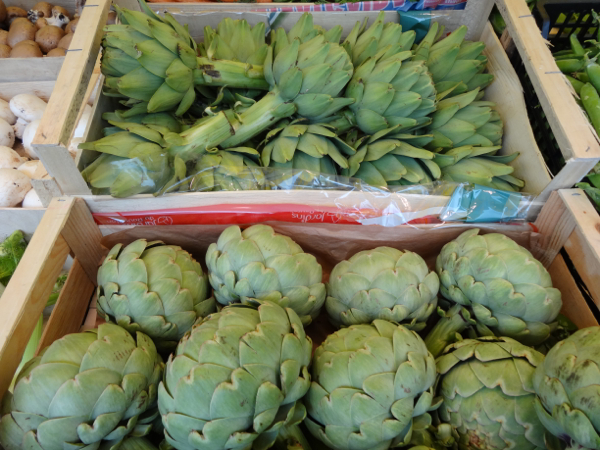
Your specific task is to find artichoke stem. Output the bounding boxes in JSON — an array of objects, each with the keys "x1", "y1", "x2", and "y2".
[
  {"x1": 424, "y1": 304, "x2": 472, "y2": 357},
  {"x1": 169, "y1": 111, "x2": 236, "y2": 161},
  {"x1": 220, "y1": 91, "x2": 295, "y2": 148},
  {"x1": 195, "y1": 58, "x2": 269, "y2": 91},
  {"x1": 274, "y1": 424, "x2": 313, "y2": 450}
]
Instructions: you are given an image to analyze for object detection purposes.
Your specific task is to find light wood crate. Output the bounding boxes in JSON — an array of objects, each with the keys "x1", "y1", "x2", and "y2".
[
  {"x1": 31, "y1": 0, "x2": 600, "y2": 220},
  {"x1": 0, "y1": 188, "x2": 599, "y2": 401},
  {"x1": 0, "y1": 0, "x2": 102, "y2": 82}
]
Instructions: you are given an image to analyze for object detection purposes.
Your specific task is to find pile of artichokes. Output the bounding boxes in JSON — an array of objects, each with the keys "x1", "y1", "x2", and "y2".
[
  {"x1": 4, "y1": 222, "x2": 600, "y2": 450},
  {"x1": 79, "y1": 4, "x2": 525, "y2": 197}
]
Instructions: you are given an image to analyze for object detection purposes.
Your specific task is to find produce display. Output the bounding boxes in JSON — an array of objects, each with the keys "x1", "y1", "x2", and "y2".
[
  {"x1": 3, "y1": 220, "x2": 595, "y2": 450},
  {"x1": 79, "y1": 5, "x2": 526, "y2": 197},
  {"x1": 0, "y1": 0, "x2": 76, "y2": 58}
]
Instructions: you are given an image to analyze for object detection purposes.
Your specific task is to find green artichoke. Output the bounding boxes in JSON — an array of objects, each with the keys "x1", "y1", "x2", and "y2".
[
  {"x1": 304, "y1": 320, "x2": 438, "y2": 450},
  {"x1": 425, "y1": 228, "x2": 562, "y2": 357},
  {"x1": 158, "y1": 301, "x2": 312, "y2": 450},
  {"x1": 97, "y1": 239, "x2": 215, "y2": 352},
  {"x1": 325, "y1": 247, "x2": 439, "y2": 329},
  {"x1": 533, "y1": 326, "x2": 600, "y2": 450},
  {"x1": 0, "y1": 324, "x2": 163, "y2": 450},
  {"x1": 436, "y1": 336, "x2": 546, "y2": 450},
  {"x1": 206, "y1": 224, "x2": 326, "y2": 325}
]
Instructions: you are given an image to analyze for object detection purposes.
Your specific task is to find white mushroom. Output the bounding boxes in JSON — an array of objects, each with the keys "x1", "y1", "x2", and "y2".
[
  {"x1": 18, "y1": 160, "x2": 47, "y2": 179},
  {"x1": 0, "y1": 168, "x2": 32, "y2": 207},
  {"x1": 9, "y1": 94, "x2": 47, "y2": 123},
  {"x1": 22, "y1": 119, "x2": 41, "y2": 159},
  {"x1": 13, "y1": 118, "x2": 28, "y2": 140},
  {"x1": 0, "y1": 99, "x2": 16, "y2": 125},
  {"x1": 22, "y1": 188, "x2": 43, "y2": 207},
  {"x1": 46, "y1": 9, "x2": 69, "y2": 28},
  {"x1": 0, "y1": 146, "x2": 25, "y2": 169},
  {"x1": 73, "y1": 104, "x2": 93, "y2": 138},
  {"x1": 0, "y1": 118, "x2": 15, "y2": 148}
]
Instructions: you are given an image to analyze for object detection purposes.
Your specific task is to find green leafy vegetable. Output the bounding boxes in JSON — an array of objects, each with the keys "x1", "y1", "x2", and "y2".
[{"x1": 0, "y1": 230, "x2": 28, "y2": 286}]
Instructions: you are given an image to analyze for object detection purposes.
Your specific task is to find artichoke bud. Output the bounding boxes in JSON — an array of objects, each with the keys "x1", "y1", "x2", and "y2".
[
  {"x1": 0, "y1": 324, "x2": 164, "y2": 450},
  {"x1": 97, "y1": 239, "x2": 215, "y2": 351},
  {"x1": 206, "y1": 224, "x2": 326, "y2": 325}
]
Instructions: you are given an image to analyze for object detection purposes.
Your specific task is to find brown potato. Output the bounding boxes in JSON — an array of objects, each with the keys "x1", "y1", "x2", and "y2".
[
  {"x1": 9, "y1": 17, "x2": 29, "y2": 29},
  {"x1": 0, "y1": 0, "x2": 6, "y2": 24},
  {"x1": 52, "y1": 5, "x2": 70, "y2": 19},
  {"x1": 35, "y1": 24, "x2": 64, "y2": 53},
  {"x1": 7, "y1": 20, "x2": 36, "y2": 48},
  {"x1": 46, "y1": 46, "x2": 65, "y2": 56},
  {"x1": 66, "y1": 17, "x2": 77, "y2": 33},
  {"x1": 57, "y1": 32, "x2": 72, "y2": 49},
  {"x1": 10, "y1": 40, "x2": 42, "y2": 57},
  {"x1": 31, "y1": 2, "x2": 52, "y2": 18},
  {"x1": 6, "y1": 6, "x2": 27, "y2": 25},
  {"x1": 0, "y1": 30, "x2": 7, "y2": 45},
  {"x1": 0, "y1": 44, "x2": 10, "y2": 58},
  {"x1": 36, "y1": 17, "x2": 47, "y2": 28}
]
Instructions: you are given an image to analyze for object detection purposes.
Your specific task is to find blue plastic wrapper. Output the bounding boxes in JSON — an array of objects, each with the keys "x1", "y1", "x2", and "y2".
[{"x1": 440, "y1": 184, "x2": 535, "y2": 223}]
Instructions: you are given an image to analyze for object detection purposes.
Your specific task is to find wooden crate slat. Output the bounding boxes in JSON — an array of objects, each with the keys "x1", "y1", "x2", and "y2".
[
  {"x1": 496, "y1": 0, "x2": 600, "y2": 162},
  {"x1": 0, "y1": 199, "x2": 75, "y2": 399},
  {"x1": 36, "y1": 258, "x2": 96, "y2": 352}
]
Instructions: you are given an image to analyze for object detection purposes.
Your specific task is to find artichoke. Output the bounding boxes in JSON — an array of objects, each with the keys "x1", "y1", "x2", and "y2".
[
  {"x1": 158, "y1": 301, "x2": 312, "y2": 450},
  {"x1": 533, "y1": 326, "x2": 600, "y2": 450},
  {"x1": 425, "y1": 228, "x2": 563, "y2": 357},
  {"x1": 304, "y1": 320, "x2": 438, "y2": 450},
  {"x1": 344, "y1": 128, "x2": 441, "y2": 187},
  {"x1": 188, "y1": 147, "x2": 266, "y2": 192},
  {"x1": 433, "y1": 145, "x2": 524, "y2": 192},
  {"x1": 413, "y1": 24, "x2": 494, "y2": 97},
  {"x1": 425, "y1": 89, "x2": 503, "y2": 149},
  {"x1": 97, "y1": 239, "x2": 215, "y2": 352},
  {"x1": 0, "y1": 324, "x2": 163, "y2": 450},
  {"x1": 325, "y1": 246, "x2": 439, "y2": 329},
  {"x1": 206, "y1": 224, "x2": 326, "y2": 325},
  {"x1": 436, "y1": 336, "x2": 546, "y2": 450},
  {"x1": 268, "y1": 152, "x2": 340, "y2": 189},
  {"x1": 343, "y1": 12, "x2": 435, "y2": 135}
]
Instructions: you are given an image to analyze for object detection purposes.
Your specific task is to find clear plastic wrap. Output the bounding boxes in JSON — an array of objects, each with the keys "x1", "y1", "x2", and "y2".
[{"x1": 91, "y1": 176, "x2": 536, "y2": 227}]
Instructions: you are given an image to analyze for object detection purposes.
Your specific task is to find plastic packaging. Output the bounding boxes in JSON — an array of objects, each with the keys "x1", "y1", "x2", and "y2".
[{"x1": 253, "y1": 0, "x2": 466, "y2": 13}]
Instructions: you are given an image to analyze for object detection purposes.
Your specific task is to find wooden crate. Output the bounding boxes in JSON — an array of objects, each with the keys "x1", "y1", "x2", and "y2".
[
  {"x1": 30, "y1": 0, "x2": 599, "y2": 220},
  {"x1": 0, "y1": 188, "x2": 598, "y2": 401},
  {"x1": 0, "y1": 0, "x2": 90, "y2": 82}
]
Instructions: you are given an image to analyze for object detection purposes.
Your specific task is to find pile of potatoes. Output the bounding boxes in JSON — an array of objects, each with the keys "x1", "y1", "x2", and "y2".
[{"x1": 0, "y1": 0, "x2": 78, "y2": 58}]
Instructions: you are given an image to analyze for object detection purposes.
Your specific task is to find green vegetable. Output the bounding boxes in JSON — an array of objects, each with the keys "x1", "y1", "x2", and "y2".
[
  {"x1": 570, "y1": 33, "x2": 585, "y2": 56},
  {"x1": 581, "y1": 82, "x2": 600, "y2": 135},
  {"x1": 158, "y1": 301, "x2": 312, "y2": 450},
  {"x1": 304, "y1": 320, "x2": 438, "y2": 450},
  {"x1": 0, "y1": 230, "x2": 27, "y2": 285},
  {"x1": 533, "y1": 327, "x2": 600, "y2": 450},
  {"x1": 206, "y1": 224, "x2": 326, "y2": 325},
  {"x1": 566, "y1": 75, "x2": 585, "y2": 94},
  {"x1": 325, "y1": 246, "x2": 439, "y2": 329},
  {"x1": 425, "y1": 228, "x2": 563, "y2": 357},
  {"x1": 557, "y1": 59, "x2": 586, "y2": 74},
  {"x1": 0, "y1": 323, "x2": 163, "y2": 450},
  {"x1": 97, "y1": 239, "x2": 216, "y2": 352},
  {"x1": 437, "y1": 336, "x2": 547, "y2": 450}
]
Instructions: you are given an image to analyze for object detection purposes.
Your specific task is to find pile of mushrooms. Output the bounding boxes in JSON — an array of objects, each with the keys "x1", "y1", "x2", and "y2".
[
  {"x1": 0, "y1": 93, "x2": 47, "y2": 207},
  {"x1": 0, "y1": 0, "x2": 77, "y2": 58}
]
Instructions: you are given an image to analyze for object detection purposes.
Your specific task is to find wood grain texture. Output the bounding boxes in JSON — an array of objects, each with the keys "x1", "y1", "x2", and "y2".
[
  {"x1": 549, "y1": 253, "x2": 599, "y2": 328},
  {"x1": 0, "y1": 58, "x2": 64, "y2": 83},
  {"x1": 32, "y1": 0, "x2": 110, "y2": 195},
  {"x1": 559, "y1": 189, "x2": 600, "y2": 311},
  {"x1": 36, "y1": 258, "x2": 96, "y2": 352},
  {"x1": 481, "y1": 22, "x2": 551, "y2": 196},
  {"x1": 533, "y1": 191, "x2": 577, "y2": 268},
  {"x1": 60, "y1": 198, "x2": 105, "y2": 284},
  {"x1": 0, "y1": 197, "x2": 75, "y2": 400},
  {"x1": 497, "y1": 0, "x2": 600, "y2": 162}
]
